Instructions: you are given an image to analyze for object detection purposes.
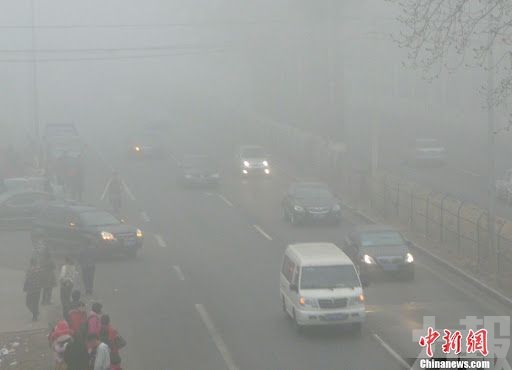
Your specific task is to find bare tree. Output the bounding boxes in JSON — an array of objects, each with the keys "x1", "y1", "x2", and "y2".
[{"x1": 393, "y1": 0, "x2": 512, "y2": 110}]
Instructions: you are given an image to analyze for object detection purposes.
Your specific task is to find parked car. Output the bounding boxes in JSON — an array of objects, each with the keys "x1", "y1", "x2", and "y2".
[
  {"x1": 177, "y1": 155, "x2": 220, "y2": 187},
  {"x1": 282, "y1": 182, "x2": 341, "y2": 226},
  {"x1": 0, "y1": 190, "x2": 53, "y2": 228},
  {"x1": 31, "y1": 203, "x2": 143, "y2": 258},
  {"x1": 280, "y1": 243, "x2": 366, "y2": 332},
  {"x1": 344, "y1": 225, "x2": 415, "y2": 281},
  {"x1": 237, "y1": 145, "x2": 271, "y2": 176}
]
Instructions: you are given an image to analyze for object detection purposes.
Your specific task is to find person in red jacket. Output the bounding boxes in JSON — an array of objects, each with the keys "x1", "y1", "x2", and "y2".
[
  {"x1": 67, "y1": 302, "x2": 87, "y2": 335},
  {"x1": 99, "y1": 315, "x2": 125, "y2": 370}
]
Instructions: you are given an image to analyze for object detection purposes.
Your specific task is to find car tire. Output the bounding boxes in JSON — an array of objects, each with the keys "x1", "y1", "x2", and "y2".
[
  {"x1": 404, "y1": 269, "x2": 415, "y2": 281},
  {"x1": 352, "y1": 322, "x2": 363, "y2": 335},
  {"x1": 292, "y1": 309, "x2": 302, "y2": 333}
]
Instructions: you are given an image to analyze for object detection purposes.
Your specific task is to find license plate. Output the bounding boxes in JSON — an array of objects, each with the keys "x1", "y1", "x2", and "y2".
[
  {"x1": 324, "y1": 313, "x2": 348, "y2": 321},
  {"x1": 124, "y1": 239, "x2": 136, "y2": 247},
  {"x1": 382, "y1": 264, "x2": 399, "y2": 271}
]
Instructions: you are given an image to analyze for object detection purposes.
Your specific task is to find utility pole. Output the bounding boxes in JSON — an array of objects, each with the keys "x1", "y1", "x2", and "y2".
[
  {"x1": 486, "y1": 17, "x2": 499, "y2": 279},
  {"x1": 30, "y1": 0, "x2": 41, "y2": 167}
]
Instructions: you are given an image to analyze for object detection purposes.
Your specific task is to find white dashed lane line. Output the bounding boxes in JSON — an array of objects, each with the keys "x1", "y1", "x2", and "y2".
[
  {"x1": 122, "y1": 180, "x2": 136, "y2": 201},
  {"x1": 218, "y1": 194, "x2": 234, "y2": 207},
  {"x1": 173, "y1": 265, "x2": 185, "y2": 281},
  {"x1": 373, "y1": 333, "x2": 410, "y2": 369},
  {"x1": 154, "y1": 234, "x2": 167, "y2": 248},
  {"x1": 253, "y1": 225, "x2": 273, "y2": 241},
  {"x1": 195, "y1": 304, "x2": 239, "y2": 370}
]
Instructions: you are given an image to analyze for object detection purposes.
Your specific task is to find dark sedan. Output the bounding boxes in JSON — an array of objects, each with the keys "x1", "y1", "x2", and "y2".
[
  {"x1": 282, "y1": 182, "x2": 341, "y2": 226},
  {"x1": 177, "y1": 155, "x2": 220, "y2": 187},
  {"x1": 31, "y1": 203, "x2": 143, "y2": 258},
  {"x1": 0, "y1": 190, "x2": 53, "y2": 229},
  {"x1": 344, "y1": 225, "x2": 415, "y2": 281}
]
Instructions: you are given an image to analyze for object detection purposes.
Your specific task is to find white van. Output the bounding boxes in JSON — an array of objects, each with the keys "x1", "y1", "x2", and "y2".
[{"x1": 280, "y1": 243, "x2": 366, "y2": 331}]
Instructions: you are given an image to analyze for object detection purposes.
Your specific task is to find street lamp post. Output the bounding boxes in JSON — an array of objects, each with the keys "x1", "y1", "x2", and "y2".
[{"x1": 30, "y1": 0, "x2": 41, "y2": 167}]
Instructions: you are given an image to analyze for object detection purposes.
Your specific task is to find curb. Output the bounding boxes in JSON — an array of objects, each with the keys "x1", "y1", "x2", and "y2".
[{"x1": 343, "y1": 203, "x2": 512, "y2": 309}]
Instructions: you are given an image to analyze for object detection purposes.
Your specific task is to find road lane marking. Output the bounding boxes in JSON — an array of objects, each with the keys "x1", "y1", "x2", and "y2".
[
  {"x1": 373, "y1": 333, "x2": 410, "y2": 369},
  {"x1": 168, "y1": 152, "x2": 180, "y2": 164},
  {"x1": 173, "y1": 265, "x2": 185, "y2": 281},
  {"x1": 195, "y1": 304, "x2": 239, "y2": 370},
  {"x1": 218, "y1": 194, "x2": 234, "y2": 207},
  {"x1": 122, "y1": 180, "x2": 136, "y2": 201},
  {"x1": 141, "y1": 211, "x2": 150, "y2": 222},
  {"x1": 154, "y1": 234, "x2": 167, "y2": 248},
  {"x1": 253, "y1": 225, "x2": 272, "y2": 240}
]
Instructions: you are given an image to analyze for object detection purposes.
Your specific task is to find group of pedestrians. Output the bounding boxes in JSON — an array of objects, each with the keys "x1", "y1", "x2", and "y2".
[
  {"x1": 23, "y1": 246, "x2": 97, "y2": 323},
  {"x1": 49, "y1": 299, "x2": 126, "y2": 370}
]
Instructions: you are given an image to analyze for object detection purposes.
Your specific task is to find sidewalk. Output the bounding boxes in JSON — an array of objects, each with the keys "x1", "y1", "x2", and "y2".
[{"x1": 0, "y1": 266, "x2": 58, "y2": 369}]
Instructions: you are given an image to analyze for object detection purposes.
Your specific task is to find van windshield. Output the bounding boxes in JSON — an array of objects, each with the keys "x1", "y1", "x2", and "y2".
[{"x1": 300, "y1": 265, "x2": 360, "y2": 289}]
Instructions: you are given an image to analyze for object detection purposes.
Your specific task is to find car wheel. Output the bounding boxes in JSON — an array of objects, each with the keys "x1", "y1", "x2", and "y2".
[
  {"x1": 292, "y1": 309, "x2": 302, "y2": 333},
  {"x1": 404, "y1": 269, "x2": 415, "y2": 281},
  {"x1": 352, "y1": 322, "x2": 363, "y2": 335}
]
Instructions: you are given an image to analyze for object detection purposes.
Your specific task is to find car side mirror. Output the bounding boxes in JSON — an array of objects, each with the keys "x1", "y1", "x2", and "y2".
[{"x1": 289, "y1": 283, "x2": 298, "y2": 292}]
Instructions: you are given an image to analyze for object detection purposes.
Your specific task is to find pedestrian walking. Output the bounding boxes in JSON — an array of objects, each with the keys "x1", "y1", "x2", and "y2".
[
  {"x1": 87, "y1": 302, "x2": 103, "y2": 336},
  {"x1": 60, "y1": 257, "x2": 77, "y2": 316},
  {"x1": 106, "y1": 171, "x2": 123, "y2": 214},
  {"x1": 40, "y1": 246, "x2": 57, "y2": 305},
  {"x1": 68, "y1": 290, "x2": 85, "y2": 312},
  {"x1": 23, "y1": 257, "x2": 42, "y2": 321},
  {"x1": 86, "y1": 333, "x2": 110, "y2": 370},
  {"x1": 64, "y1": 330, "x2": 89, "y2": 370},
  {"x1": 99, "y1": 315, "x2": 126, "y2": 370},
  {"x1": 78, "y1": 247, "x2": 96, "y2": 296}
]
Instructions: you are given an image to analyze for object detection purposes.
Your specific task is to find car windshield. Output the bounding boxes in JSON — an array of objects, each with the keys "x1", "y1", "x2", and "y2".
[
  {"x1": 360, "y1": 231, "x2": 405, "y2": 247},
  {"x1": 242, "y1": 147, "x2": 265, "y2": 158},
  {"x1": 294, "y1": 186, "x2": 332, "y2": 199},
  {"x1": 300, "y1": 265, "x2": 360, "y2": 289},
  {"x1": 79, "y1": 211, "x2": 121, "y2": 226}
]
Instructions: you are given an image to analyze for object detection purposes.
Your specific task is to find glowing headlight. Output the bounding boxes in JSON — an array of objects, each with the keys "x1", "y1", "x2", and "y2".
[
  {"x1": 362, "y1": 254, "x2": 375, "y2": 265},
  {"x1": 134, "y1": 146, "x2": 141, "y2": 152},
  {"x1": 294, "y1": 205, "x2": 305, "y2": 212},
  {"x1": 332, "y1": 204, "x2": 341, "y2": 212},
  {"x1": 405, "y1": 252, "x2": 414, "y2": 263},
  {"x1": 264, "y1": 168, "x2": 270, "y2": 175},
  {"x1": 299, "y1": 297, "x2": 318, "y2": 308},
  {"x1": 243, "y1": 161, "x2": 250, "y2": 168},
  {"x1": 357, "y1": 294, "x2": 365, "y2": 303},
  {"x1": 101, "y1": 231, "x2": 115, "y2": 241},
  {"x1": 136, "y1": 228, "x2": 143, "y2": 238},
  {"x1": 262, "y1": 160, "x2": 269, "y2": 167}
]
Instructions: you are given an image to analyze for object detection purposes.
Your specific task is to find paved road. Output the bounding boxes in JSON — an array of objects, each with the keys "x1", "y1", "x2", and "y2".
[{"x1": 71, "y1": 122, "x2": 511, "y2": 370}]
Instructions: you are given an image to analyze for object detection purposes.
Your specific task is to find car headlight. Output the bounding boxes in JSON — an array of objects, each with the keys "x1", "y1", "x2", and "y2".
[
  {"x1": 362, "y1": 254, "x2": 375, "y2": 264},
  {"x1": 355, "y1": 294, "x2": 365, "y2": 304},
  {"x1": 243, "y1": 161, "x2": 250, "y2": 168},
  {"x1": 134, "y1": 146, "x2": 141, "y2": 152},
  {"x1": 136, "y1": 228, "x2": 143, "y2": 238},
  {"x1": 294, "y1": 205, "x2": 305, "y2": 212},
  {"x1": 264, "y1": 168, "x2": 270, "y2": 175},
  {"x1": 101, "y1": 231, "x2": 115, "y2": 241},
  {"x1": 262, "y1": 160, "x2": 269, "y2": 167},
  {"x1": 299, "y1": 296, "x2": 319, "y2": 308},
  {"x1": 332, "y1": 204, "x2": 341, "y2": 212},
  {"x1": 405, "y1": 252, "x2": 414, "y2": 263}
]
